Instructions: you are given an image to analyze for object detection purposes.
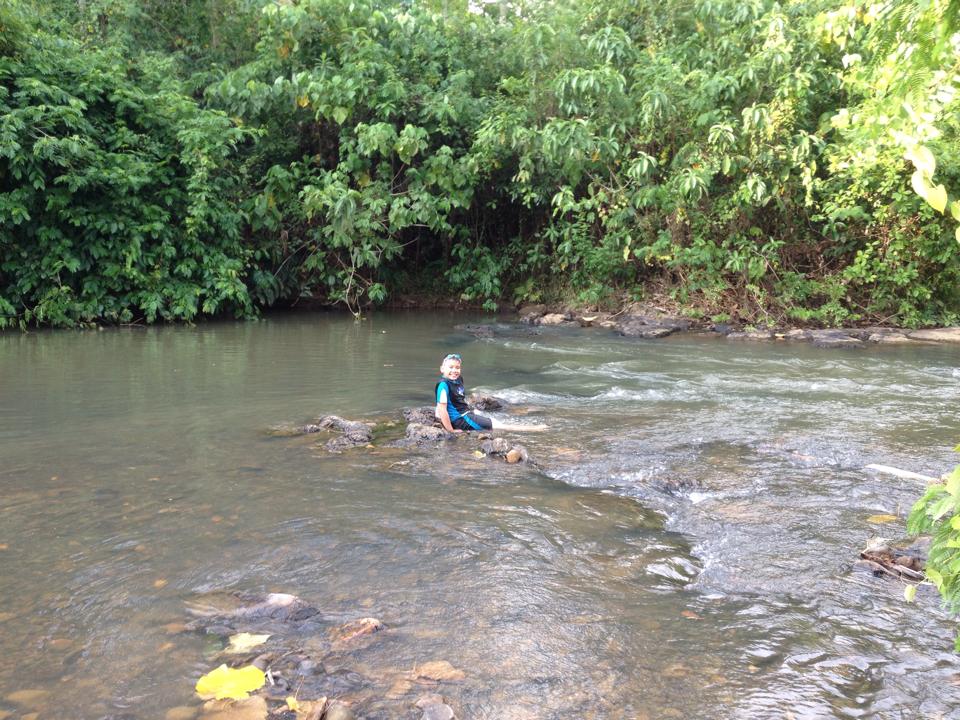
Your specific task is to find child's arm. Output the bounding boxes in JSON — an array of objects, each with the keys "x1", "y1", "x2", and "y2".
[{"x1": 435, "y1": 401, "x2": 456, "y2": 432}]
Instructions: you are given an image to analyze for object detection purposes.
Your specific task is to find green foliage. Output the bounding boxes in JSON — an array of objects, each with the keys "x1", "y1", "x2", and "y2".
[
  {"x1": 0, "y1": 23, "x2": 255, "y2": 327},
  {"x1": 908, "y1": 449, "x2": 960, "y2": 649},
  {"x1": 4, "y1": 0, "x2": 960, "y2": 326}
]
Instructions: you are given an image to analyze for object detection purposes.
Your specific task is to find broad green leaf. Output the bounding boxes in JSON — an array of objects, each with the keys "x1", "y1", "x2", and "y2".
[
  {"x1": 332, "y1": 106, "x2": 349, "y2": 125},
  {"x1": 926, "y1": 184, "x2": 948, "y2": 213},
  {"x1": 904, "y1": 584, "x2": 917, "y2": 602},
  {"x1": 950, "y1": 201, "x2": 960, "y2": 222},
  {"x1": 195, "y1": 664, "x2": 265, "y2": 700},
  {"x1": 947, "y1": 467, "x2": 960, "y2": 496},
  {"x1": 911, "y1": 170, "x2": 929, "y2": 199},
  {"x1": 926, "y1": 567, "x2": 944, "y2": 590},
  {"x1": 906, "y1": 145, "x2": 936, "y2": 176}
]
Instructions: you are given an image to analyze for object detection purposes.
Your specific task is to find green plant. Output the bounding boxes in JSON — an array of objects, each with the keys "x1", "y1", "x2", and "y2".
[{"x1": 908, "y1": 447, "x2": 960, "y2": 647}]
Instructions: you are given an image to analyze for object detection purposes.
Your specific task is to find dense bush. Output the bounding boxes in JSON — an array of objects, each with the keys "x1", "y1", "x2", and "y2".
[
  {"x1": 0, "y1": 12, "x2": 255, "y2": 327},
  {"x1": 2, "y1": 0, "x2": 959, "y2": 326}
]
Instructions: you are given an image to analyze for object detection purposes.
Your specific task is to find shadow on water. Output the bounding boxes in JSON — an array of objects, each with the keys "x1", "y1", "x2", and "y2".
[{"x1": 1, "y1": 314, "x2": 959, "y2": 718}]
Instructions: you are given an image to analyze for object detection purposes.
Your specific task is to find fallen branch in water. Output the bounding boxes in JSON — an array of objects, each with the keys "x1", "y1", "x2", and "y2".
[{"x1": 864, "y1": 464, "x2": 941, "y2": 483}]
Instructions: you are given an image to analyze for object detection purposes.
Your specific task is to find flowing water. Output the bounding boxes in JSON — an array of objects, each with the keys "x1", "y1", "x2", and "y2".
[{"x1": 1, "y1": 313, "x2": 959, "y2": 719}]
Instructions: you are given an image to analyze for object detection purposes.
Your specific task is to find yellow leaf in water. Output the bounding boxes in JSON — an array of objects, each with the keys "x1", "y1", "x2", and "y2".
[
  {"x1": 866, "y1": 514, "x2": 898, "y2": 524},
  {"x1": 195, "y1": 664, "x2": 265, "y2": 700},
  {"x1": 226, "y1": 633, "x2": 271, "y2": 653},
  {"x1": 285, "y1": 697, "x2": 299, "y2": 711}
]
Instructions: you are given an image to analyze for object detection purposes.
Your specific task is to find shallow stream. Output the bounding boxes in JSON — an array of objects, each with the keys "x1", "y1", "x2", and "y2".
[{"x1": 1, "y1": 312, "x2": 959, "y2": 719}]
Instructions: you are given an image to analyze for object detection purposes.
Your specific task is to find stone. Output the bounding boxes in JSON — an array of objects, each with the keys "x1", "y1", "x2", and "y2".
[
  {"x1": 398, "y1": 423, "x2": 450, "y2": 446},
  {"x1": 711, "y1": 323, "x2": 735, "y2": 335},
  {"x1": 467, "y1": 393, "x2": 503, "y2": 411},
  {"x1": 199, "y1": 697, "x2": 267, "y2": 720},
  {"x1": 517, "y1": 304, "x2": 546, "y2": 319},
  {"x1": 402, "y1": 406, "x2": 438, "y2": 425},
  {"x1": 808, "y1": 331, "x2": 863, "y2": 349},
  {"x1": 726, "y1": 331, "x2": 774, "y2": 341},
  {"x1": 454, "y1": 323, "x2": 495, "y2": 338},
  {"x1": 598, "y1": 320, "x2": 618, "y2": 329},
  {"x1": 415, "y1": 694, "x2": 446, "y2": 708},
  {"x1": 505, "y1": 449, "x2": 523, "y2": 464},
  {"x1": 5, "y1": 689, "x2": 49, "y2": 708},
  {"x1": 415, "y1": 661, "x2": 466, "y2": 682},
  {"x1": 329, "y1": 617, "x2": 384, "y2": 646},
  {"x1": 299, "y1": 697, "x2": 329, "y2": 720},
  {"x1": 387, "y1": 679, "x2": 415, "y2": 698},
  {"x1": 538, "y1": 313, "x2": 568, "y2": 326},
  {"x1": 784, "y1": 329, "x2": 809, "y2": 340},
  {"x1": 869, "y1": 332, "x2": 915, "y2": 344},
  {"x1": 421, "y1": 704, "x2": 456, "y2": 720},
  {"x1": 165, "y1": 707, "x2": 199, "y2": 720},
  {"x1": 628, "y1": 325, "x2": 674, "y2": 339},
  {"x1": 907, "y1": 327, "x2": 960, "y2": 342},
  {"x1": 480, "y1": 438, "x2": 511, "y2": 456},
  {"x1": 324, "y1": 702, "x2": 355, "y2": 720}
]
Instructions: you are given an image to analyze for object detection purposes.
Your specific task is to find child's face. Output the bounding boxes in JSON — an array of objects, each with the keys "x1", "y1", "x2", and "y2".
[{"x1": 441, "y1": 358, "x2": 462, "y2": 379}]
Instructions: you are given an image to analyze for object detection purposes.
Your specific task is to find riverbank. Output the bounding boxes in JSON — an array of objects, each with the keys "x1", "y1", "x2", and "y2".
[{"x1": 447, "y1": 301, "x2": 960, "y2": 349}]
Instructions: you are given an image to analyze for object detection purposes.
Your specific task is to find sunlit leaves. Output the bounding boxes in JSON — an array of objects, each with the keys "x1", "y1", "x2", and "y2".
[{"x1": 195, "y1": 665, "x2": 265, "y2": 701}]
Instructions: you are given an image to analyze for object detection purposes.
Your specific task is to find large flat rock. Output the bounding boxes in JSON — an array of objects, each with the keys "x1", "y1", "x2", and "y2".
[{"x1": 907, "y1": 327, "x2": 960, "y2": 342}]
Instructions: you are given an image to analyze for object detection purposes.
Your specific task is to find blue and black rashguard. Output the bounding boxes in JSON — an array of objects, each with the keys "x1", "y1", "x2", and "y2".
[{"x1": 435, "y1": 376, "x2": 493, "y2": 431}]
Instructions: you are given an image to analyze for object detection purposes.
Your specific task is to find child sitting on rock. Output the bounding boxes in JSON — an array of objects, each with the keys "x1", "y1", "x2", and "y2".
[{"x1": 434, "y1": 353, "x2": 546, "y2": 433}]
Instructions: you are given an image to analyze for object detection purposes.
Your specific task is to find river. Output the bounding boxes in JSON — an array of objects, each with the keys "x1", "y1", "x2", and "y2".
[{"x1": 1, "y1": 312, "x2": 958, "y2": 719}]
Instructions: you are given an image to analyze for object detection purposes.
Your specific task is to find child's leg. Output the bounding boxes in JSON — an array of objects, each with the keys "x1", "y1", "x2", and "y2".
[{"x1": 488, "y1": 417, "x2": 548, "y2": 432}]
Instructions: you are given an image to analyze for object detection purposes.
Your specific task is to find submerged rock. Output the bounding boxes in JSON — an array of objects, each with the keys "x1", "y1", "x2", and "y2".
[
  {"x1": 186, "y1": 592, "x2": 320, "y2": 632},
  {"x1": 324, "y1": 702, "x2": 356, "y2": 720},
  {"x1": 480, "y1": 437, "x2": 530, "y2": 464},
  {"x1": 467, "y1": 393, "x2": 504, "y2": 411},
  {"x1": 808, "y1": 330, "x2": 863, "y2": 349},
  {"x1": 290, "y1": 415, "x2": 375, "y2": 451},
  {"x1": 329, "y1": 617, "x2": 384, "y2": 648},
  {"x1": 454, "y1": 323, "x2": 495, "y2": 338}
]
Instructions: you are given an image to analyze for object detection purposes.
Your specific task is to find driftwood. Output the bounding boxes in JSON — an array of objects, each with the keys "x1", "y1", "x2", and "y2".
[
  {"x1": 858, "y1": 537, "x2": 927, "y2": 581},
  {"x1": 864, "y1": 464, "x2": 941, "y2": 483}
]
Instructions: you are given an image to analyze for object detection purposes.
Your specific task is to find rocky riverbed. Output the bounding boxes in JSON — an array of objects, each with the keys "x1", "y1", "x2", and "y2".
[{"x1": 479, "y1": 304, "x2": 960, "y2": 348}]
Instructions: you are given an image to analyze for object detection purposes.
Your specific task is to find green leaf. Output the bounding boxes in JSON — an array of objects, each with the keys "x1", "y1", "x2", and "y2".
[
  {"x1": 926, "y1": 184, "x2": 948, "y2": 213},
  {"x1": 947, "y1": 467, "x2": 960, "y2": 496},
  {"x1": 332, "y1": 106, "x2": 349, "y2": 125},
  {"x1": 906, "y1": 145, "x2": 936, "y2": 176},
  {"x1": 904, "y1": 584, "x2": 917, "y2": 602},
  {"x1": 926, "y1": 567, "x2": 944, "y2": 590},
  {"x1": 911, "y1": 170, "x2": 929, "y2": 199},
  {"x1": 950, "y1": 201, "x2": 960, "y2": 222}
]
